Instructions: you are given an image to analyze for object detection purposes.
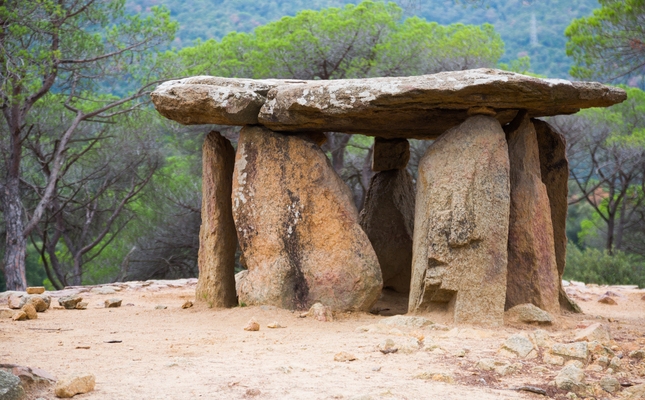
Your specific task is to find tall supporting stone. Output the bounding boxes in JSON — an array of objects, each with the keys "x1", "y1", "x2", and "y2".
[
  {"x1": 409, "y1": 115, "x2": 510, "y2": 326},
  {"x1": 534, "y1": 119, "x2": 581, "y2": 313},
  {"x1": 196, "y1": 131, "x2": 238, "y2": 307},
  {"x1": 232, "y1": 125, "x2": 382, "y2": 311},
  {"x1": 359, "y1": 168, "x2": 415, "y2": 293},
  {"x1": 505, "y1": 116, "x2": 560, "y2": 314}
]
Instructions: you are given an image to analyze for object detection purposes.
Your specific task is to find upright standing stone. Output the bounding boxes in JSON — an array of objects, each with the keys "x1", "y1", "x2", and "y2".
[
  {"x1": 233, "y1": 126, "x2": 382, "y2": 311},
  {"x1": 359, "y1": 169, "x2": 415, "y2": 293},
  {"x1": 534, "y1": 119, "x2": 580, "y2": 313},
  {"x1": 371, "y1": 138, "x2": 410, "y2": 171},
  {"x1": 196, "y1": 131, "x2": 238, "y2": 307},
  {"x1": 506, "y1": 116, "x2": 560, "y2": 314},
  {"x1": 409, "y1": 115, "x2": 510, "y2": 326}
]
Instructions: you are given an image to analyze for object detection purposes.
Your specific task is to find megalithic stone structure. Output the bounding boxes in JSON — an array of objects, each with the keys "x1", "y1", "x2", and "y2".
[
  {"x1": 533, "y1": 119, "x2": 581, "y2": 313},
  {"x1": 232, "y1": 125, "x2": 382, "y2": 311},
  {"x1": 505, "y1": 115, "x2": 560, "y2": 314},
  {"x1": 196, "y1": 131, "x2": 238, "y2": 307},
  {"x1": 151, "y1": 69, "x2": 625, "y2": 323},
  {"x1": 409, "y1": 115, "x2": 511, "y2": 326}
]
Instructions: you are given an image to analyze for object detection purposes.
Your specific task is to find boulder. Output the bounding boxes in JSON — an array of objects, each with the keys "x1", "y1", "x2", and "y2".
[
  {"x1": 359, "y1": 169, "x2": 415, "y2": 293},
  {"x1": 26, "y1": 287, "x2": 45, "y2": 295},
  {"x1": 533, "y1": 119, "x2": 580, "y2": 313},
  {"x1": 551, "y1": 342, "x2": 589, "y2": 361},
  {"x1": 104, "y1": 299, "x2": 122, "y2": 308},
  {"x1": 574, "y1": 323, "x2": 611, "y2": 345},
  {"x1": 505, "y1": 303, "x2": 553, "y2": 324},
  {"x1": 0, "y1": 308, "x2": 15, "y2": 319},
  {"x1": 505, "y1": 115, "x2": 560, "y2": 314},
  {"x1": 23, "y1": 296, "x2": 48, "y2": 313},
  {"x1": 11, "y1": 311, "x2": 27, "y2": 321},
  {"x1": 500, "y1": 334, "x2": 536, "y2": 358},
  {"x1": 232, "y1": 126, "x2": 382, "y2": 311},
  {"x1": 306, "y1": 303, "x2": 334, "y2": 322},
  {"x1": 555, "y1": 365, "x2": 585, "y2": 392},
  {"x1": 371, "y1": 138, "x2": 410, "y2": 171},
  {"x1": 7, "y1": 293, "x2": 23, "y2": 309},
  {"x1": 58, "y1": 295, "x2": 83, "y2": 310},
  {"x1": 258, "y1": 69, "x2": 625, "y2": 138},
  {"x1": 0, "y1": 370, "x2": 25, "y2": 400},
  {"x1": 408, "y1": 115, "x2": 510, "y2": 326},
  {"x1": 54, "y1": 373, "x2": 95, "y2": 398},
  {"x1": 196, "y1": 131, "x2": 238, "y2": 308},
  {"x1": 21, "y1": 304, "x2": 37, "y2": 320}
]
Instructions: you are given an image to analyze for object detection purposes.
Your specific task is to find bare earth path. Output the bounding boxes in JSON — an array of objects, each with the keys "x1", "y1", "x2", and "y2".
[{"x1": 2, "y1": 279, "x2": 644, "y2": 399}]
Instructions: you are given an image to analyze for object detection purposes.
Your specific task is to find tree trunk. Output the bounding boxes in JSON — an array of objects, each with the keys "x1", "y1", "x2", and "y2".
[
  {"x1": 72, "y1": 254, "x2": 83, "y2": 286},
  {"x1": 606, "y1": 215, "x2": 615, "y2": 254},
  {"x1": 3, "y1": 175, "x2": 27, "y2": 291},
  {"x1": 329, "y1": 133, "x2": 352, "y2": 173}
]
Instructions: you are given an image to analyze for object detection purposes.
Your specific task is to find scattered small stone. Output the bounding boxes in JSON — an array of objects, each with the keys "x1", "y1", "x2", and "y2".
[
  {"x1": 307, "y1": 303, "x2": 333, "y2": 322},
  {"x1": 377, "y1": 315, "x2": 433, "y2": 328},
  {"x1": 372, "y1": 366, "x2": 381, "y2": 372},
  {"x1": 245, "y1": 388, "x2": 261, "y2": 397},
  {"x1": 476, "y1": 359, "x2": 496, "y2": 371},
  {"x1": 597, "y1": 295, "x2": 617, "y2": 305},
  {"x1": 555, "y1": 365, "x2": 585, "y2": 392},
  {"x1": 597, "y1": 356, "x2": 610, "y2": 367},
  {"x1": 586, "y1": 364, "x2": 603, "y2": 372},
  {"x1": 496, "y1": 362, "x2": 521, "y2": 376},
  {"x1": 629, "y1": 350, "x2": 645, "y2": 359},
  {"x1": 415, "y1": 372, "x2": 455, "y2": 384},
  {"x1": 501, "y1": 334, "x2": 536, "y2": 358},
  {"x1": 58, "y1": 295, "x2": 83, "y2": 310},
  {"x1": 54, "y1": 373, "x2": 96, "y2": 398},
  {"x1": 543, "y1": 352, "x2": 565, "y2": 366},
  {"x1": 155, "y1": 305, "x2": 167, "y2": 310},
  {"x1": 551, "y1": 342, "x2": 589, "y2": 361},
  {"x1": 600, "y1": 375, "x2": 621, "y2": 393},
  {"x1": 21, "y1": 303, "x2": 37, "y2": 320},
  {"x1": 533, "y1": 329, "x2": 554, "y2": 348},
  {"x1": 454, "y1": 348, "x2": 467, "y2": 358},
  {"x1": 506, "y1": 303, "x2": 553, "y2": 324},
  {"x1": 574, "y1": 323, "x2": 611, "y2": 344},
  {"x1": 0, "y1": 308, "x2": 15, "y2": 319},
  {"x1": 26, "y1": 287, "x2": 45, "y2": 295},
  {"x1": 104, "y1": 298, "x2": 122, "y2": 308},
  {"x1": 0, "y1": 370, "x2": 25, "y2": 400},
  {"x1": 244, "y1": 318, "x2": 260, "y2": 331},
  {"x1": 75, "y1": 302, "x2": 88, "y2": 310},
  {"x1": 11, "y1": 311, "x2": 27, "y2": 321},
  {"x1": 181, "y1": 300, "x2": 193, "y2": 309},
  {"x1": 624, "y1": 383, "x2": 645, "y2": 400},
  {"x1": 609, "y1": 355, "x2": 622, "y2": 371},
  {"x1": 267, "y1": 321, "x2": 285, "y2": 329},
  {"x1": 334, "y1": 352, "x2": 356, "y2": 362},
  {"x1": 8, "y1": 293, "x2": 23, "y2": 309},
  {"x1": 377, "y1": 337, "x2": 420, "y2": 354}
]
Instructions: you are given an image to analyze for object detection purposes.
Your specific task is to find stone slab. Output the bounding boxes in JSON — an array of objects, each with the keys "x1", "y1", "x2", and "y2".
[{"x1": 151, "y1": 69, "x2": 626, "y2": 140}]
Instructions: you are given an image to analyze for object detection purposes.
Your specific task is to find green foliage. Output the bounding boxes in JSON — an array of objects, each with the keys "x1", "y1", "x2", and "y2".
[
  {"x1": 564, "y1": 243, "x2": 645, "y2": 287},
  {"x1": 179, "y1": 1, "x2": 504, "y2": 79},
  {"x1": 566, "y1": 0, "x2": 645, "y2": 84},
  {"x1": 128, "y1": 0, "x2": 599, "y2": 78}
]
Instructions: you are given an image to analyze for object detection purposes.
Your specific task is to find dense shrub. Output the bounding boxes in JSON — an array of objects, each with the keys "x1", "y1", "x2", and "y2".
[{"x1": 564, "y1": 243, "x2": 645, "y2": 288}]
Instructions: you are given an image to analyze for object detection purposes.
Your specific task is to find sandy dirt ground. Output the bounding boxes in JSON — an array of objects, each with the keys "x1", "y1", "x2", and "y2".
[{"x1": 1, "y1": 279, "x2": 645, "y2": 400}]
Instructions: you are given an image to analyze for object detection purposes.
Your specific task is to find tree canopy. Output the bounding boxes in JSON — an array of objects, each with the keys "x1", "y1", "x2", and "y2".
[
  {"x1": 178, "y1": 1, "x2": 504, "y2": 80},
  {"x1": 566, "y1": 0, "x2": 645, "y2": 84}
]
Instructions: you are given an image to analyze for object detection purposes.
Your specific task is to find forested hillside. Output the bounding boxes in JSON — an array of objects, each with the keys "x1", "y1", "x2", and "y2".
[{"x1": 126, "y1": 0, "x2": 599, "y2": 78}]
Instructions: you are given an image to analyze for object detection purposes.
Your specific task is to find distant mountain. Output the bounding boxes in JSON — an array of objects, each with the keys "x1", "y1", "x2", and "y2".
[{"x1": 126, "y1": 0, "x2": 600, "y2": 79}]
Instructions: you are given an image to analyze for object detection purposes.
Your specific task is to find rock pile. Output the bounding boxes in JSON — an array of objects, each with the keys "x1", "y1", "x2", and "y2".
[{"x1": 152, "y1": 69, "x2": 626, "y2": 323}]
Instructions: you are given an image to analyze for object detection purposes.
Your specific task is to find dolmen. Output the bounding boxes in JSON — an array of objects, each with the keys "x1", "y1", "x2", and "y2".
[{"x1": 151, "y1": 68, "x2": 625, "y2": 326}]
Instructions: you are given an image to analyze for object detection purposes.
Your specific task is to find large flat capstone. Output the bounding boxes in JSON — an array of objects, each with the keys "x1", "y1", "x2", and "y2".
[{"x1": 151, "y1": 69, "x2": 626, "y2": 140}]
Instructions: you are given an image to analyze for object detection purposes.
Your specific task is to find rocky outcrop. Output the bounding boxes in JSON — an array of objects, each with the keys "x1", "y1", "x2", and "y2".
[
  {"x1": 533, "y1": 119, "x2": 580, "y2": 313},
  {"x1": 409, "y1": 115, "x2": 510, "y2": 326},
  {"x1": 359, "y1": 169, "x2": 415, "y2": 293},
  {"x1": 153, "y1": 70, "x2": 626, "y2": 139},
  {"x1": 232, "y1": 126, "x2": 382, "y2": 311},
  {"x1": 505, "y1": 116, "x2": 560, "y2": 314},
  {"x1": 196, "y1": 131, "x2": 238, "y2": 308}
]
